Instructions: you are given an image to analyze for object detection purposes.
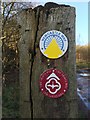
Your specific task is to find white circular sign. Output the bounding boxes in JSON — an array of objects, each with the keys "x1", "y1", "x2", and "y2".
[{"x1": 39, "y1": 30, "x2": 68, "y2": 59}]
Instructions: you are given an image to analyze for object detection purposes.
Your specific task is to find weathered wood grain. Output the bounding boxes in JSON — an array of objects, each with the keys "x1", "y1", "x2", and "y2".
[
  {"x1": 18, "y1": 2, "x2": 78, "y2": 118},
  {"x1": 18, "y1": 8, "x2": 38, "y2": 118}
]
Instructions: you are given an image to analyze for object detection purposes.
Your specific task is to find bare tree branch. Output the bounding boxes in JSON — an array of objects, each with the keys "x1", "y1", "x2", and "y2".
[{"x1": 3, "y1": 3, "x2": 14, "y2": 27}]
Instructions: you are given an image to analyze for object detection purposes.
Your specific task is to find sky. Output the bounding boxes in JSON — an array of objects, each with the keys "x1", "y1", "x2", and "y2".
[
  {"x1": 2, "y1": 0, "x2": 88, "y2": 45},
  {"x1": 34, "y1": 0, "x2": 88, "y2": 45}
]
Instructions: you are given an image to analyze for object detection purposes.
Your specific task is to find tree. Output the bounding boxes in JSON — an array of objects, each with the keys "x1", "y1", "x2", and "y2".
[
  {"x1": 2, "y1": 2, "x2": 34, "y2": 82},
  {"x1": 1, "y1": 2, "x2": 35, "y2": 118},
  {"x1": 76, "y1": 45, "x2": 88, "y2": 63}
]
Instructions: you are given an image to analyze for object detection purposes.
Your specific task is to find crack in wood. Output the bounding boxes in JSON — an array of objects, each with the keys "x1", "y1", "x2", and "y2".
[
  {"x1": 18, "y1": 3, "x2": 77, "y2": 118},
  {"x1": 29, "y1": 7, "x2": 41, "y2": 120}
]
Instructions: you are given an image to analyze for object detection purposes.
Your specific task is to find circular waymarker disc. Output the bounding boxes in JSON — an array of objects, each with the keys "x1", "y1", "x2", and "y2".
[
  {"x1": 39, "y1": 30, "x2": 68, "y2": 59},
  {"x1": 39, "y1": 68, "x2": 68, "y2": 98}
]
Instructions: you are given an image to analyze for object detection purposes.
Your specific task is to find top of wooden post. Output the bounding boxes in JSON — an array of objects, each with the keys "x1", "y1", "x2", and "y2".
[{"x1": 23, "y1": 2, "x2": 75, "y2": 12}]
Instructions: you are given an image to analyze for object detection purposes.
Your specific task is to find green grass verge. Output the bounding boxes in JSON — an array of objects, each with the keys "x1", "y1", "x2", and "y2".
[
  {"x1": 76, "y1": 62, "x2": 90, "y2": 69},
  {"x1": 2, "y1": 83, "x2": 19, "y2": 118}
]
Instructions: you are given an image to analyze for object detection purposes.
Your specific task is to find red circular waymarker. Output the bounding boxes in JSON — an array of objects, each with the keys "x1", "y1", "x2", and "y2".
[{"x1": 39, "y1": 68, "x2": 68, "y2": 98}]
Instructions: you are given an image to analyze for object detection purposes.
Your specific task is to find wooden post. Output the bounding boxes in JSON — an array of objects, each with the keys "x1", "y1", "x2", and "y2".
[{"x1": 18, "y1": 2, "x2": 78, "y2": 118}]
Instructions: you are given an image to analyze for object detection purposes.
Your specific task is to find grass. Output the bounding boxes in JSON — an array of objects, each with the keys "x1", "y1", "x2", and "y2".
[
  {"x1": 76, "y1": 62, "x2": 90, "y2": 69},
  {"x1": 2, "y1": 83, "x2": 19, "y2": 118}
]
